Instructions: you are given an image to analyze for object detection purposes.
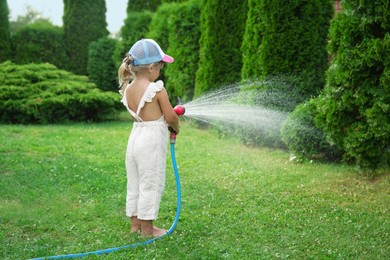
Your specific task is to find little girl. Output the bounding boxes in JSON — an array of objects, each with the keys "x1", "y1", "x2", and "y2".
[{"x1": 118, "y1": 39, "x2": 180, "y2": 237}]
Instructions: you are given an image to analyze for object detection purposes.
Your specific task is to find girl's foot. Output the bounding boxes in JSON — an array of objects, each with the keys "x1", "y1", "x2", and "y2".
[
  {"x1": 152, "y1": 226, "x2": 168, "y2": 237},
  {"x1": 140, "y1": 226, "x2": 167, "y2": 238}
]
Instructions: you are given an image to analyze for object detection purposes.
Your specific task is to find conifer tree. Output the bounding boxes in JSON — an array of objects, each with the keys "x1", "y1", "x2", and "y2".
[
  {"x1": 0, "y1": 0, "x2": 12, "y2": 62},
  {"x1": 194, "y1": 0, "x2": 248, "y2": 96},
  {"x1": 126, "y1": 0, "x2": 161, "y2": 12},
  {"x1": 315, "y1": 0, "x2": 390, "y2": 170},
  {"x1": 165, "y1": 0, "x2": 201, "y2": 103},
  {"x1": 241, "y1": 0, "x2": 333, "y2": 99},
  {"x1": 63, "y1": 0, "x2": 108, "y2": 75}
]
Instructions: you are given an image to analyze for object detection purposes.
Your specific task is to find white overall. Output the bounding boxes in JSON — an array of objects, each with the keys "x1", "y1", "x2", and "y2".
[{"x1": 121, "y1": 80, "x2": 169, "y2": 220}]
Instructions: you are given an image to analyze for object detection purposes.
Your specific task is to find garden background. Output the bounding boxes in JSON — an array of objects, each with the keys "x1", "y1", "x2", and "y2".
[{"x1": 0, "y1": 0, "x2": 389, "y2": 258}]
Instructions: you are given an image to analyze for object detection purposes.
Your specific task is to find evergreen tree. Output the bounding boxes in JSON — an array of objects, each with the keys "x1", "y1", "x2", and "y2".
[
  {"x1": 0, "y1": 0, "x2": 12, "y2": 62},
  {"x1": 315, "y1": 0, "x2": 390, "y2": 170},
  {"x1": 88, "y1": 37, "x2": 118, "y2": 91},
  {"x1": 126, "y1": 0, "x2": 161, "y2": 12},
  {"x1": 63, "y1": 0, "x2": 108, "y2": 75},
  {"x1": 194, "y1": 0, "x2": 248, "y2": 97},
  {"x1": 165, "y1": 0, "x2": 201, "y2": 103},
  {"x1": 12, "y1": 21, "x2": 67, "y2": 69},
  {"x1": 242, "y1": 0, "x2": 333, "y2": 99},
  {"x1": 146, "y1": 2, "x2": 179, "y2": 89},
  {"x1": 241, "y1": 0, "x2": 263, "y2": 80}
]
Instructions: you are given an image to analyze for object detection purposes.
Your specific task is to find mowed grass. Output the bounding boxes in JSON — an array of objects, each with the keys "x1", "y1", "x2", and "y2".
[{"x1": 1, "y1": 121, "x2": 389, "y2": 259}]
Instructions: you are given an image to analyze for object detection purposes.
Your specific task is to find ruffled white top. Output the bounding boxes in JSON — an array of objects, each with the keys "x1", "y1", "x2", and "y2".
[{"x1": 121, "y1": 80, "x2": 164, "y2": 122}]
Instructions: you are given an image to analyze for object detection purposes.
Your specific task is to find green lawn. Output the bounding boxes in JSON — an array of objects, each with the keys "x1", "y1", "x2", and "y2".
[{"x1": 1, "y1": 121, "x2": 389, "y2": 259}]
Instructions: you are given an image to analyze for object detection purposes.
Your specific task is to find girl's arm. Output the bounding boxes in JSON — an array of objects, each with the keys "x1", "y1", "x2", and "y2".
[{"x1": 157, "y1": 88, "x2": 180, "y2": 134}]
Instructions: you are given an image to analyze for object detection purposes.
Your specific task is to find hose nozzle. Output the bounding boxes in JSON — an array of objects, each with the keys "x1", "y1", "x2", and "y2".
[
  {"x1": 169, "y1": 105, "x2": 185, "y2": 142},
  {"x1": 173, "y1": 105, "x2": 185, "y2": 116}
]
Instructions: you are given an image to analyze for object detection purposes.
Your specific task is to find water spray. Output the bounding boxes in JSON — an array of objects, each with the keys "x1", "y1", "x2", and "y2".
[{"x1": 31, "y1": 106, "x2": 186, "y2": 259}]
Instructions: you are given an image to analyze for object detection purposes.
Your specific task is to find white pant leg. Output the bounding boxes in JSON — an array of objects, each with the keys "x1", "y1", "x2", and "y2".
[
  {"x1": 125, "y1": 127, "x2": 141, "y2": 217},
  {"x1": 125, "y1": 120, "x2": 168, "y2": 220}
]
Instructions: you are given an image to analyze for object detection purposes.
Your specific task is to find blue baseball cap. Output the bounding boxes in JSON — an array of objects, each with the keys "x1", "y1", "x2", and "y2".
[{"x1": 128, "y1": 39, "x2": 174, "y2": 65}]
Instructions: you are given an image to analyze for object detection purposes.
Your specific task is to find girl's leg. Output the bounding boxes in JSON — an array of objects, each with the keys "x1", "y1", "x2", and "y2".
[{"x1": 131, "y1": 216, "x2": 141, "y2": 233}]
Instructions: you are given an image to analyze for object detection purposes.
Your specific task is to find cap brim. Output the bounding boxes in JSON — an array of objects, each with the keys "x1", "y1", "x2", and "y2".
[{"x1": 162, "y1": 54, "x2": 174, "y2": 63}]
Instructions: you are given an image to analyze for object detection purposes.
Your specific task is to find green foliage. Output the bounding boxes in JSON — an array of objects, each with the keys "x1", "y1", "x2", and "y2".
[
  {"x1": 63, "y1": 0, "x2": 108, "y2": 75},
  {"x1": 147, "y1": 3, "x2": 175, "y2": 55},
  {"x1": 242, "y1": 0, "x2": 333, "y2": 99},
  {"x1": 87, "y1": 37, "x2": 119, "y2": 91},
  {"x1": 0, "y1": 0, "x2": 12, "y2": 62},
  {"x1": 194, "y1": 0, "x2": 248, "y2": 97},
  {"x1": 164, "y1": 0, "x2": 201, "y2": 103},
  {"x1": 281, "y1": 100, "x2": 342, "y2": 162},
  {"x1": 147, "y1": 2, "x2": 179, "y2": 87},
  {"x1": 241, "y1": 0, "x2": 263, "y2": 79},
  {"x1": 0, "y1": 61, "x2": 122, "y2": 124},
  {"x1": 162, "y1": 0, "x2": 188, "y2": 3},
  {"x1": 12, "y1": 21, "x2": 67, "y2": 69},
  {"x1": 126, "y1": 0, "x2": 161, "y2": 12},
  {"x1": 315, "y1": 0, "x2": 390, "y2": 170}
]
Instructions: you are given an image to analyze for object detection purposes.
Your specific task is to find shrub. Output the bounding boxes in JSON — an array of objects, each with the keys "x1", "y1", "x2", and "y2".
[
  {"x1": 0, "y1": 61, "x2": 122, "y2": 124},
  {"x1": 147, "y1": 2, "x2": 180, "y2": 90},
  {"x1": 281, "y1": 100, "x2": 342, "y2": 161},
  {"x1": 12, "y1": 21, "x2": 67, "y2": 69},
  {"x1": 126, "y1": 0, "x2": 161, "y2": 12},
  {"x1": 194, "y1": 0, "x2": 248, "y2": 97},
  {"x1": 315, "y1": 0, "x2": 390, "y2": 170},
  {"x1": 241, "y1": 0, "x2": 333, "y2": 99},
  {"x1": 0, "y1": 0, "x2": 12, "y2": 62},
  {"x1": 164, "y1": 0, "x2": 201, "y2": 103},
  {"x1": 88, "y1": 37, "x2": 119, "y2": 91},
  {"x1": 63, "y1": 0, "x2": 108, "y2": 75}
]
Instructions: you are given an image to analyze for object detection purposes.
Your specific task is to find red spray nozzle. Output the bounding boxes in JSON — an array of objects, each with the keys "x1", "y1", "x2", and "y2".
[
  {"x1": 170, "y1": 105, "x2": 185, "y2": 142},
  {"x1": 173, "y1": 105, "x2": 185, "y2": 116}
]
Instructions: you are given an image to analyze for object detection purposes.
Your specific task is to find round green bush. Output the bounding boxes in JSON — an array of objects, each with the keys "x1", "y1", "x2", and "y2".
[
  {"x1": 281, "y1": 100, "x2": 342, "y2": 161},
  {"x1": 0, "y1": 61, "x2": 122, "y2": 124}
]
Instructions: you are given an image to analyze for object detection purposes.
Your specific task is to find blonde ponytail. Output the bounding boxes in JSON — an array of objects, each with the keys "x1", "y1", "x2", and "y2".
[{"x1": 118, "y1": 55, "x2": 134, "y2": 95}]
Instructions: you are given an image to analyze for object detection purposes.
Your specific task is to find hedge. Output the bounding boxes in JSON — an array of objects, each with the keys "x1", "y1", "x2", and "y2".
[
  {"x1": 314, "y1": 0, "x2": 390, "y2": 170},
  {"x1": 63, "y1": 0, "x2": 108, "y2": 75},
  {"x1": 164, "y1": 0, "x2": 201, "y2": 103},
  {"x1": 194, "y1": 0, "x2": 248, "y2": 97},
  {"x1": 87, "y1": 37, "x2": 119, "y2": 92},
  {"x1": 242, "y1": 0, "x2": 333, "y2": 99},
  {"x1": 12, "y1": 21, "x2": 67, "y2": 69},
  {"x1": 0, "y1": 61, "x2": 122, "y2": 124},
  {"x1": 0, "y1": 0, "x2": 12, "y2": 62}
]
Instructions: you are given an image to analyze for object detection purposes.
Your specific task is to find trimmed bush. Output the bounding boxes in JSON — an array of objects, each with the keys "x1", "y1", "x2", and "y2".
[
  {"x1": 147, "y1": 2, "x2": 180, "y2": 90},
  {"x1": 194, "y1": 0, "x2": 248, "y2": 97},
  {"x1": 63, "y1": 0, "x2": 108, "y2": 75},
  {"x1": 88, "y1": 37, "x2": 119, "y2": 91},
  {"x1": 315, "y1": 0, "x2": 390, "y2": 170},
  {"x1": 241, "y1": 0, "x2": 333, "y2": 99},
  {"x1": 164, "y1": 0, "x2": 201, "y2": 103},
  {"x1": 126, "y1": 0, "x2": 161, "y2": 12},
  {"x1": 0, "y1": 0, "x2": 12, "y2": 62},
  {"x1": 0, "y1": 61, "x2": 122, "y2": 124},
  {"x1": 12, "y1": 21, "x2": 67, "y2": 69},
  {"x1": 241, "y1": 0, "x2": 263, "y2": 80},
  {"x1": 281, "y1": 100, "x2": 342, "y2": 162}
]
